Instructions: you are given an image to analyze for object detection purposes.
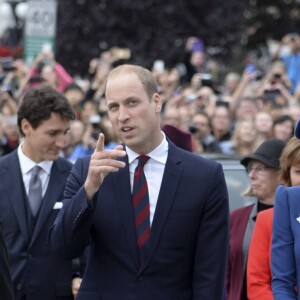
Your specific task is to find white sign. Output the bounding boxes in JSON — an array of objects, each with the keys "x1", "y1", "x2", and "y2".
[
  {"x1": 24, "y1": 0, "x2": 57, "y2": 66},
  {"x1": 25, "y1": 0, "x2": 57, "y2": 37}
]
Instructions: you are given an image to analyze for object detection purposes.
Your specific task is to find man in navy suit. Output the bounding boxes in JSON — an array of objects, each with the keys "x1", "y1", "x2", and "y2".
[
  {"x1": 0, "y1": 86, "x2": 77, "y2": 300},
  {"x1": 49, "y1": 64, "x2": 229, "y2": 300},
  {"x1": 0, "y1": 218, "x2": 14, "y2": 300}
]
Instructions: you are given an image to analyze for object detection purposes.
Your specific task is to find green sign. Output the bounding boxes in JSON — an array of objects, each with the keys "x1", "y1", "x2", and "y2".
[{"x1": 24, "y1": 0, "x2": 57, "y2": 66}]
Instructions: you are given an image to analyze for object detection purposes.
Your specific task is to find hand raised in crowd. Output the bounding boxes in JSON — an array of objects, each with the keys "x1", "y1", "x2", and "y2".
[
  {"x1": 282, "y1": 33, "x2": 300, "y2": 45},
  {"x1": 84, "y1": 133, "x2": 126, "y2": 200},
  {"x1": 33, "y1": 46, "x2": 55, "y2": 69}
]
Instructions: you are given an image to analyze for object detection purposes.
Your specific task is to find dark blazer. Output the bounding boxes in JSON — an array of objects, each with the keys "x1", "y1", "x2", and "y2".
[
  {"x1": 271, "y1": 185, "x2": 300, "y2": 299},
  {"x1": 50, "y1": 142, "x2": 229, "y2": 300},
  {"x1": 0, "y1": 219, "x2": 14, "y2": 300},
  {"x1": 0, "y1": 150, "x2": 74, "y2": 300}
]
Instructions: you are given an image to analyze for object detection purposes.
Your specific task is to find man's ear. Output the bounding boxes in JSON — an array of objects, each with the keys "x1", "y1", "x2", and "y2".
[
  {"x1": 152, "y1": 93, "x2": 162, "y2": 113},
  {"x1": 21, "y1": 119, "x2": 31, "y2": 136}
]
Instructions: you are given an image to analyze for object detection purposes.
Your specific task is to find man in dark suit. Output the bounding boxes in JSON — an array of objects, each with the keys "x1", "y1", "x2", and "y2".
[
  {"x1": 0, "y1": 218, "x2": 14, "y2": 300},
  {"x1": 49, "y1": 64, "x2": 229, "y2": 300},
  {"x1": 0, "y1": 86, "x2": 77, "y2": 300}
]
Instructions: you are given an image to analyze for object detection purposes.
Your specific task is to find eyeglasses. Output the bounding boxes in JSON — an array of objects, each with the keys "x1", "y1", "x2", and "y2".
[
  {"x1": 193, "y1": 121, "x2": 209, "y2": 127},
  {"x1": 246, "y1": 165, "x2": 271, "y2": 175}
]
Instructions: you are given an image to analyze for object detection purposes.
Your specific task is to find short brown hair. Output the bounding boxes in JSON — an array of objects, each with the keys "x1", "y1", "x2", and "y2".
[
  {"x1": 18, "y1": 86, "x2": 75, "y2": 136},
  {"x1": 105, "y1": 64, "x2": 158, "y2": 100}
]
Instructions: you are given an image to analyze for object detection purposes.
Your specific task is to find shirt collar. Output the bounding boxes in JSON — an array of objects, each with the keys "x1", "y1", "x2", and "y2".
[
  {"x1": 18, "y1": 143, "x2": 53, "y2": 175},
  {"x1": 126, "y1": 131, "x2": 168, "y2": 165}
]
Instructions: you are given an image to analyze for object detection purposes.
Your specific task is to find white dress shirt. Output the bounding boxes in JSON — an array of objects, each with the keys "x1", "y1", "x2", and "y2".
[{"x1": 126, "y1": 132, "x2": 168, "y2": 226}]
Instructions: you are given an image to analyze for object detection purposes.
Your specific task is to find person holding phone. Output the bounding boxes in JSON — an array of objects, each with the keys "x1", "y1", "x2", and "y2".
[{"x1": 272, "y1": 33, "x2": 300, "y2": 94}]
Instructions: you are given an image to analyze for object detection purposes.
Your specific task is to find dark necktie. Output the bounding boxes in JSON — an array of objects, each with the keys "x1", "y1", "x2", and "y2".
[
  {"x1": 132, "y1": 155, "x2": 150, "y2": 263},
  {"x1": 28, "y1": 166, "x2": 42, "y2": 217}
]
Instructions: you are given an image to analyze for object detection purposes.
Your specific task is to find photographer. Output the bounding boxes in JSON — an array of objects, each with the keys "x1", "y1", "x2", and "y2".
[
  {"x1": 272, "y1": 33, "x2": 300, "y2": 94},
  {"x1": 190, "y1": 110, "x2": 222, "y2": 153},
  {"x1": 67, "y1": 113, "x2": 119, "y2": 161},
  {"x1": 28, "y1": 45, "x2": 73, "y2": 92},
  {"x1": 0, "y1": 89, "x2": 18, "y2": 117},
  {"x1": 258, "y1": 60, "x2": 294, "y2": 111},
  {"x1": 0, "y1": 58, "x2": 27, "y2": 99},
  {"x1": 67, "y1": 116, "x2": 100, "y2": 161}
]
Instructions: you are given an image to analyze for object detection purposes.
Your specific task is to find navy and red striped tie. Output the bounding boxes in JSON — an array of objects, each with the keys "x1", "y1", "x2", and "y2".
[{"x1": 132, "y1": 155, "x2": 150, "y2": 263}]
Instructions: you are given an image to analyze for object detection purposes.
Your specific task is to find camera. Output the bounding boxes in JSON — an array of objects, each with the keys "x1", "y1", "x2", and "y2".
[
  {"x1": 111, "y1": 47, "x2": 131, "y2": 61},
  {"x1": 1, "y1": 84, "x2": 13, "y2": 97},
  {"x1": 188, "y1": 125, "x2": 199, "y2": 134},
  {"x1": 200, "y1": 73, "x2": 213, "y2": 87},
  {"x1": 91, "y1": 130, "x2": 101, "y2": 140},
  {"x1": 89, "y1": 114, "x2": 101, "y2": 140},
  {"x1": 185, "y1": 93, "x2": 197, "y2": 102},
  {"x1": 255, "y1": 70, "x2": 264, "y2": 81},
  {"x1": 263, "y1": 89, "x2": 281, "y2": 108},
  {"x1": 0, "y1": 57, "x2": 16, "y2": 73},
  {"x1": 273, "y1": 73, "x2": 282, "y2": 80}
]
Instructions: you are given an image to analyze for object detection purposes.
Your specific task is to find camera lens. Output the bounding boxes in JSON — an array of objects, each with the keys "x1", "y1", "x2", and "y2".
[{"x1": 188, "y1": 125, "x2": 199, "y2": 134}]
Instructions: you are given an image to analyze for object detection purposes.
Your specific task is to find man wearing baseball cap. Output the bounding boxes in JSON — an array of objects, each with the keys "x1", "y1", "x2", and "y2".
[{"x1": 227, "y1": 139, "x2": 286, "y2": 300}]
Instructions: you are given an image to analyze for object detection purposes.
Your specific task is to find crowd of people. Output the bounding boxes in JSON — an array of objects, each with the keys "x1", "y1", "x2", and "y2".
[
  {"x1": 0, "y1": 34, "x2": 300, "y2": 160},
  {"x1": 0, "y1": 32, "x2": 300, "y2": 300}
]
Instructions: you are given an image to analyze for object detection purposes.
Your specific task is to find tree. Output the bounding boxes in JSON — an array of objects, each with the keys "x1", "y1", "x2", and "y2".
[{"x1": 56, "y1": 0, "x2": 300, "y2": 77}]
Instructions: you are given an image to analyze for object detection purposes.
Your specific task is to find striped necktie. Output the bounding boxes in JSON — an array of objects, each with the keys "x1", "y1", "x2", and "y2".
[{"x1": 132, "y1": 155, "x2": 150, "y2": 263}]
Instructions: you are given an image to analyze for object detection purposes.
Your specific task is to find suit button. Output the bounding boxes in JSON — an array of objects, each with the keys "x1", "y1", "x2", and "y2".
[
  {"x1": 17, "y1": 283, "x2": 22, "y2": 290},
  {"x1": 137, "y1": 276, "x2": 143, "y2": 281}
]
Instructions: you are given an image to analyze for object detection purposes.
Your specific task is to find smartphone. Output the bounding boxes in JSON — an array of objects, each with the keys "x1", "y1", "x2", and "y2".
[
  {"x1": 245, "y1": 64, "x2": 256, "y2": 74},
  {"x1": 153, "y1": 60, "x2": 165, "y2": 73},
  {"x1": 185, "y1": 93, "x2": 197, "y2": 102},
  {"x1": 41, "y1": 43, "x2": 52, "y2": 54},
  {"x1": 264, "y1": 89, "x2": 281, "y2": 107},
  {"x1": 200, "y1": 73, "x2": 213, "y2": 87},
  {"x1": 112, "y1": 48, "x2": 131, "y2": 60}
]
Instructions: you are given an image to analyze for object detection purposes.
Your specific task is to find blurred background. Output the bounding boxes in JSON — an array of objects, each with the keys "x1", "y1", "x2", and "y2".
[{"x1": 0, "y1": 0, "x2": 300, "y2": 78}]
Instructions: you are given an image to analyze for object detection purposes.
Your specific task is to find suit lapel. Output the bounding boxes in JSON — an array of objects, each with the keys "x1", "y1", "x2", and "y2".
[
  {"x1": 113, "y1": 144, "x2": 183, "y2": 271},
  {"x1": 29, "y1": 161, "x2": 68, "y2": 248},
  {"x1": 139, "y1": 143, "x2": 183, "y2": 273},
  {"x1": 113, "y1": 155, "x2": 140, "y2": 268},
  {"x1": 4, "y1": 152, "x2": 30, "y2": 244}
]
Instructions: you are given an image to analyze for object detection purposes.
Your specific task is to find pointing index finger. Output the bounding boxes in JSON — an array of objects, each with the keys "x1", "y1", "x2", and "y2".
[{"x1": 95, "y1": 133, "x2": 105, "y2": 152}]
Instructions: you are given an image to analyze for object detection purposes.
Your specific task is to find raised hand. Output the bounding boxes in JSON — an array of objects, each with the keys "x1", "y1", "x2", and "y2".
[{"x1": 84, "y1": 133, "x2": 126, "y2": 200}]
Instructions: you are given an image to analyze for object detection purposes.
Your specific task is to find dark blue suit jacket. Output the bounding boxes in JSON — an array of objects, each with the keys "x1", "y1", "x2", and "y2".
[
  {"x1": 272, "y1": 185, "x2": 300, "y2": 300},
  {"x1": 0, "y1": 150, "x2": 74, "y2": 300},
  {"x1": 0, "y1": 219, "x2": 14, "y2": 300},
  {"x1": 50, "y1": 142, "x2": 229, "y2": 300}
]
